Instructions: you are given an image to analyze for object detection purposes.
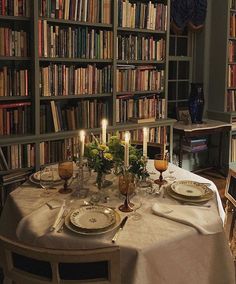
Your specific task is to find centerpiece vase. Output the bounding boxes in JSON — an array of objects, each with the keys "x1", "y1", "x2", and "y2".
[{"x1": 188, "y1": 83, "x2": 204, "y2": 124}]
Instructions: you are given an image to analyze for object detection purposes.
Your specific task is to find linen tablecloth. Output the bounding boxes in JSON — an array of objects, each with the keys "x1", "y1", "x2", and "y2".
[{"x1": 0, "y1": 163, "x2": 235, "y2": 284}]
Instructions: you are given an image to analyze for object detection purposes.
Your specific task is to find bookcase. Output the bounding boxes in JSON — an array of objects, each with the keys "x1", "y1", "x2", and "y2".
[
  {"x1": 208, "y1": 0, "x2": 236, "y2": 168},
  {"x1": 0, "y1": 0, "x2": 175, "y2": 174}
]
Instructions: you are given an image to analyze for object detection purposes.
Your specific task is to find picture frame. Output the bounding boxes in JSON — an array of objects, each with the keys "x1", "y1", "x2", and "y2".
[
  {"x1": 225, "y1": 168, "x2": 236, "y2": 207},
  {"x1": 176, "y1": 107, "x2": 191, "y2": 123}
]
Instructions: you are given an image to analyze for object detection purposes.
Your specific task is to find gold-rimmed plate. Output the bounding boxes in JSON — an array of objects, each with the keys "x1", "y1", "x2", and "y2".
[
  {"x1": 65, "y1": 209, "x2": 121, "y2": 235},
  {"x1": 171, "y1": 180, "x2": 212, "y2": 199},
  {"x1": 167, "y1": 187, "x2": 214, "y2": 203},
  {"x1": 33, "y1": 169, "x2": 61, "y2": 182},
  {"x1": 70, "y1": 206, "x2": 117, "y2": 230}
]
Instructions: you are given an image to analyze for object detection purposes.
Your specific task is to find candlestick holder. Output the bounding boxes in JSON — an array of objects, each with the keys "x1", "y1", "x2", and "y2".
[
  {"x1": 138, "y1": 156, "x2": 152, "y2": 188},
  {"x1": 72, "y1": 158, "x2": 89, "y2": 198}
]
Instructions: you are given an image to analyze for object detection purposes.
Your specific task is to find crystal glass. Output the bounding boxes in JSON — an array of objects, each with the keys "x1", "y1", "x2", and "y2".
[
  {"x1": 118, "y1": 172, "x2": 135, "y2": 212},
  {"x1": 154, "y1": 153, "x2": 168, "y2": 185},
  {"x1": 40, "y1": 166, "x2": 55, "y2": 196},
  {"x1": 58, "y1": 160, "x2": 73, "y2": 194}
]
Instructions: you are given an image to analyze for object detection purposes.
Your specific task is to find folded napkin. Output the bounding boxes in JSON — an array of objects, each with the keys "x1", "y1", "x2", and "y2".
[
  {"x1": 16, "y1": 201, "x2": 63, "y2": 244},
  {"x1": 152, "y1": 203, "x2": 223, "y2": 234}
]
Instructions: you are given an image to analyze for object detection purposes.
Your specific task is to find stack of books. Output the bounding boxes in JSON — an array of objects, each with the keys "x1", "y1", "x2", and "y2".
[{"x1": 182, "y1": 138, "x2": 208, "y2": 153}]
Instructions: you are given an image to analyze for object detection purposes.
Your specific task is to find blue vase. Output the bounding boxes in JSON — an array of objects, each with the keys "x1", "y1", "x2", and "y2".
[{"x1": 188, "y1": 83, "x2": 204, "y2": 124}]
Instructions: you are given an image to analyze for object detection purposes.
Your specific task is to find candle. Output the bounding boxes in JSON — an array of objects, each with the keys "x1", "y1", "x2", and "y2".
[
  {"x1": 143, "y1": 127, "x2": 149, "y2": 158},
  {"x1": 124, "y1": 131, "x2": 130, "y2": 168},
  {"x1": 79, "y1": 130, "x2": 85, "y2": 160},
  {"x1": 101, "y1": 119, "x2": 108, "y2": 144}
]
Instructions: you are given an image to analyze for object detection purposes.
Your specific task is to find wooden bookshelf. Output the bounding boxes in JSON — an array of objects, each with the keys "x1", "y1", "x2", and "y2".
[{"x1": 0, "y1": 0, "x2": 175, "y2": 172}]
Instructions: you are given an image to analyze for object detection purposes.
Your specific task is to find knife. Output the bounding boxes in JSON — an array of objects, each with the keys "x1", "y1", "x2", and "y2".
[{"x1": 112, "y1": 216, "x2": 128, "y2": 243}]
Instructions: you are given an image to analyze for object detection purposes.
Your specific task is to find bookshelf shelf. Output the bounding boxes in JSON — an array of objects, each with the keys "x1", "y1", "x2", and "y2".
[{"x1": 0, "y1": 0, "x2": 175, "y2": 172}]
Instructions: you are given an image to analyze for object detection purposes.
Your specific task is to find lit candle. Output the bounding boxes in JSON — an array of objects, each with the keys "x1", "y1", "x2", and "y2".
[
  {"x1": 79, "y1": 130, "x2": 85, "y2": 161},
  {"x1": 124, "y1": 131, "x2": 130, "y2": 168},
  {"x1": 101, "y1": 119, "x2": 108, "y2": 144},
  {"x1": 143, "y1": 127, "x2": 149, "y2": 158}
]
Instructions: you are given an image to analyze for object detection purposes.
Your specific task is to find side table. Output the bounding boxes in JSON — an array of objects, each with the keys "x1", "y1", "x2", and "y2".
[{"x1": 174, "y1": 119, "x2": 231, "y2": 172}]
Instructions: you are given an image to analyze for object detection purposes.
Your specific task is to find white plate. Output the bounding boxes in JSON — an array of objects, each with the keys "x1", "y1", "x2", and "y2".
[
  {"x1": 167, "y1": 187, "x2": 213, "y2": 203},
  {"x1": 171, "y1": 180, "x2": 209, "y2": 198},
  {"x1": 33, "y1": 168, "x2": 61, "y2": 182},
  {"x1": 65, "y1": 210, "x2": 121, "y2": 235},
  {"x1": 70, "y1": 206, "x2": 116, "y2": 230}
]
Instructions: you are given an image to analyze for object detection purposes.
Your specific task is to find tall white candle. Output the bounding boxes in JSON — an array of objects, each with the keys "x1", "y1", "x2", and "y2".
[
  {"x1": 80, "y1": 130, "x2": 85, "y2": 160},
  {"x1": 143, "y1": 127, "x2": 149, "y2": 158},
  {"x1": 124, "y1": 131, "x2": 130, "y2": 168},
  {"x1": 101, "y1": 119, "x2": 108, "y2": 144}
]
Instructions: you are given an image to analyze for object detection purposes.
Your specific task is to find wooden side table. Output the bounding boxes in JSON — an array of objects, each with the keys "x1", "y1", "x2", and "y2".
[{"x1": 174, "y1": 119, "x2": 231, "y2": 171}]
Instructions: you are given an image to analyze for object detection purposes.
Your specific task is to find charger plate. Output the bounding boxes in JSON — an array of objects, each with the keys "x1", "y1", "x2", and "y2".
[
  {"x1": 167, "y1": 187, "x2": 214, "y2": 203},
  {"x1": 171, "y1": 180, "x2": 212, "y2": 199},
  {"x1": 33, "y1": 169, "x2": 61, "y2": 182},
  {"x1": 65, "y1": 209, "x2": 121, "y2": 235},
  {"x1": 70, "y1": 206, "x2": 116, "y2": 230}
]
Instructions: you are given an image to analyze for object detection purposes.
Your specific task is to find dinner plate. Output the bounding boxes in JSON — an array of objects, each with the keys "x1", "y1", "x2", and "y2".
[
  {"x1": 171, "y1": 180, "x2": 211, "y2": 198},
  {"x1": 33, "y1": 169, "x2": 61, "y2": 182},
  {"x1": 70, "y1": 206, "x2": 116, "y2": 230},
  {"x1": 167, "y1": 187, "x2": 214, "y2": 203},
  {"x1": 65, "y1": 209, "x2": 121, "y2": 235}
]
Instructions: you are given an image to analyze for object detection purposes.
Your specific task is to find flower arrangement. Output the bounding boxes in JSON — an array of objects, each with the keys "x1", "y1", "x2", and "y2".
[
  {"x1": 84, "y1": 136, "x2": 114, "y2": 189},
  {"x1": 108, "y1": 135, "x2": 149, "y2": 179}
]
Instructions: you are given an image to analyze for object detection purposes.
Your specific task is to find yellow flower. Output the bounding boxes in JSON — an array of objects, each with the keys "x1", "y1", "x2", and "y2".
[
  {"x1": 98, "y1": 144, "x2": 109, "y2": 152},
  {"x1": 91, "y1": 149, "x2": 99, "y2": 156},
  {"x1": 104, "y1": 153, "x2": 113, "y2": 161}
]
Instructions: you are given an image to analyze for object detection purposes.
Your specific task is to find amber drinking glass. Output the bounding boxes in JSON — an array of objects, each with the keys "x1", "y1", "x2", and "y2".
[
  {"x1": 154, "y1": 153, "x2": 168, "y2": 185},
  {"x1": 58, "y1": 161, "x2": 73, "y2": 194},
  {"x1": 118, "y1": 172, "x2": 135, "y2": 212}
]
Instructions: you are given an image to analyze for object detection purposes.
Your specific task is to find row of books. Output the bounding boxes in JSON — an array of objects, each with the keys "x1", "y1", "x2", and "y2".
[
  {"x1": 0, "y1": 67, "x2": 29, "y2": 97},
  {"x1": 228, "y1": 40, "x2": 236, "y2": 62},
  {"x1": 0, "y1": 102, "x2": 31, "y2": 135},
  {"x1": 115, "y1": 95, "x2": 165, "y2": 123},
  {"x1": 39, "y1": 21, "x2": 113, "y2": 59},
  {"x1": 182, "y1": 137, "x2": 208, "y2": 153},
  {"x1": 0, "y1": 27, "x2": 28, "y2": 57},
  {"x1": 118, "y1": 0, "x2": 167, "y2": 31},
  {"x1": 40, "y1": 64, "x2": 112, "y2": 96},
  {"x1": 230, "y1": 13, "x2": 236, "y2": 38},
  {"x1": 40, "y1": 137, "x2": 79, "y2": 165},
  {"x1": 231, "y1": 0, "x2": 236, "y2": 10},
  {"x1": 116, "y1": 66, "x2": 164, "y2": 92},
  {"x1": 0, "y1": 0, "x2": 30, "y2": 16},
  {"x1": 118, "y1": 126, "x2": 167, "y2": 145},
  {"x1": 0, "y1": 144, "x2": 35, "y2": 170},
  {"x1": 228, "y1": 65, "x2": 236, "y2": 88},
  {"x1": 40, "y1": 100, "x2": 109, "y2": 133},
  {"x1": 39, "y1": 0, "x2": 111, "y2": 24},
  {"x1": 227, "y1": 90, "x2": 236, "y2": 112},
  {"x1": 117, "y1": 36, "x2": 165, "y2": 61}
]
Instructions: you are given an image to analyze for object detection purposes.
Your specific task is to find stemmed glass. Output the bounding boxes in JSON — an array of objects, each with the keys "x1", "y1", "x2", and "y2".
[
  {"x1": 118, "y1": 172, "x2": 135, "y2": 212},
  {"x1": 58, "y1": 160, "x2": 73, "y2": 194},
  {"x1": 40, "y1": 166, "x2": 55, "y2": 196},
  {"x1": 154, "y1": 153, "x2": 168, "y2": 185}
]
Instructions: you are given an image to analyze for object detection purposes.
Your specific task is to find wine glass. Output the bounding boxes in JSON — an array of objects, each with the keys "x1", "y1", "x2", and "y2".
[
  {"x1": 118, "y1": 172, "x2": 135, "y2": 212},
  {"x1": 40, "y1": 166, "x2": 55, "y2": 196},
  {"x1": 154, "y1": 153, "x2": 168, "y2": 185},
  {"x1": 58, "y1": 160, "x2": 73, "y2": 194}
]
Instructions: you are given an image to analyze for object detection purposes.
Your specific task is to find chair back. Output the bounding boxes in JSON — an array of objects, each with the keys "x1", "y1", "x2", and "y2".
[{"x1": 0, "y1": 235, "x2": 121, "y2": 284}]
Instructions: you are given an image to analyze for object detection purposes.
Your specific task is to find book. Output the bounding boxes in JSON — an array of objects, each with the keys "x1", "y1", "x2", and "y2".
[{"x1": 129, "y1": 117, "x2": 156, "y2": 124}]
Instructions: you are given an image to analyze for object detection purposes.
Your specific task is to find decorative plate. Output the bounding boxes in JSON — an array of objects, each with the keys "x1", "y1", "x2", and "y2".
[
  {"x1": 70, "y1": 206, "x2": 116, "y2": 230},
  {"x1": 65, "y1": 210, "x2": 121, "y2": 235},
  {"x1": 167, "y1": 187, "x2": 214, "y2": 203},
  {"x1": 33, "y1": 169, "x2": 61, "y2": 182},
  {"x1": 171, "y1": 180, "x2": 211, "y2": 198}
]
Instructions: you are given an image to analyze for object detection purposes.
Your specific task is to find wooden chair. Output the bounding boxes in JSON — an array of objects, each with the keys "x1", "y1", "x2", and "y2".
[{"x1": 0, "y1": 235, "x2": 121, "y2": 284}]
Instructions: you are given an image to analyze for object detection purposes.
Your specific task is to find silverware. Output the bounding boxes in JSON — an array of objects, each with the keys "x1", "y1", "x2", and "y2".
[
  {"x1": 112, "y1": 216, "x2": 128, "y2": 243},
  {"x1": 50, "y1": 200, "x2": 66, "y2": 232},
  {"x1": 56, "y1": 208, "x2": 71, "y2": 233}
]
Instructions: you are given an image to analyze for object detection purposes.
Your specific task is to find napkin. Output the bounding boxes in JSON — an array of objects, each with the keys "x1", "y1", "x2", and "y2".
[{"x1": 152, "y1": 203, "x2": 223, "y2": 234}]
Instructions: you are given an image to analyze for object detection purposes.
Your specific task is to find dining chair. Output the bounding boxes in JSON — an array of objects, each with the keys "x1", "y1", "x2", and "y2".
[{"x1": 0, "y1": 235, "x2": 121, "y2": 284}]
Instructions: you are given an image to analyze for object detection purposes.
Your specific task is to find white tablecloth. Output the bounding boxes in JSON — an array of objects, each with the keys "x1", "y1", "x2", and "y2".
[{"x1": 0, "y1": 163, "x2": 235, "y2": 284}]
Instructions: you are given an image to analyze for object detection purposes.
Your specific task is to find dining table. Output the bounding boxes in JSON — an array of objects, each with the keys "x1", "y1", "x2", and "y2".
[{"x1": 0, "y1": 161, "x2": 235, "y2": 284}]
